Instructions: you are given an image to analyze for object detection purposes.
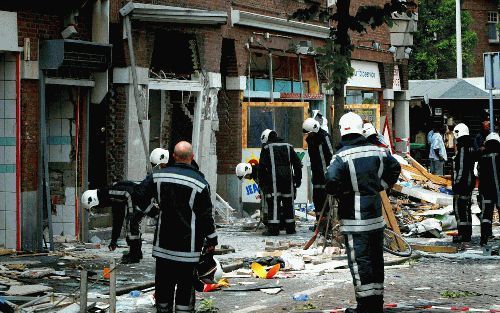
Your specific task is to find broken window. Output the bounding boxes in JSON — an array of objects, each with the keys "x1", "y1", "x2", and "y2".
[{"x1": 150, "y1": 31, "x2": 200, "y2": 79}]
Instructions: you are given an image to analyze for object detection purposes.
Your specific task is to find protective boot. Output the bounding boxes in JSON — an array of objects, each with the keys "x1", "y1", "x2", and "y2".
[
  {"x1": 285, "y1": 222, "x2": 296, "y2": 234},
  {"x1": 262, "y1": 224, "x2": 279, "y2": 236},
  {"x1": 156, "y1": 303, "x2": 173, "y2": 313},
  {"x1": 121, "y1": 239, "x2": 142, "y2": 264}
]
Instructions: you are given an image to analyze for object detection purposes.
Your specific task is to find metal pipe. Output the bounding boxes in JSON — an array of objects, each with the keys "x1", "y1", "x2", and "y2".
[
  {"x1": 455, "y1": 0, "x2": 463, "y2": 78},
  {"x1": 247, "y1": 48, "x2": 251, "y2": 102},
  {"x1": 489, "y1": 89, "x2": 494, "y2": 132},
  {"x1": 298, "y1": 54, "x2": 304, "y2": 102},
  {"x1": 269, "y1": 52, "x2": 273, "y2": 102},
  {"x1": 82, "y1": 91, "x2": 90, "y2": 242},
  {"x1": 75, "y1": 87, "x2": 80, "y2": 240},
  {"x1": 15, "y1": 53, "x2": 21, "y2": 251},
  {"x1": 109, "y1": 259, "x2": 116, "y2": 313},
  {"x1": 123, "y1": 16, "x2": 153, "y2": 174},
  {"x1": 79, "y1": 270, "x2": 88, "y2": 313},
  {"x1": 37, "y1": 70, "x2": 44, "y2": 252}
]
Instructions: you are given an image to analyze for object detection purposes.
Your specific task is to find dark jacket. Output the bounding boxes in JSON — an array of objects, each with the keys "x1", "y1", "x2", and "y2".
[
  {"x1": 97, "y1": 181, "x2": 150, "y2": 242},
  {"x1": 306, "y1": 129, "x2": 334, "y2": 187},
  {"x1": 452, "y1": 136, "x2": 477, "y2": 195},
  {"x1": 325, "y1": 135, "x2": 401, "y2": 233},
  {"x1": 135, "y1": 163, "x2": 217, "y2": 263},
  {"x1": 478, "y1": 140, "x2": 500, "y2": 202},
  {"x1": 259, "y1": 138, "x2": 303, "y2": 197}
]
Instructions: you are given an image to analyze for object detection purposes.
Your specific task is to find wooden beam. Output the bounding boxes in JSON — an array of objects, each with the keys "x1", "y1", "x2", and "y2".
[
  {"x1": 380, "y1": 191, "x2": 406, "y2": 251},
  {"x1": 406, "y1": 154, "x2": 452, "y2": 186},
  {"x1": 411, "y1": 244, "x2": 458, "y2": 254}
]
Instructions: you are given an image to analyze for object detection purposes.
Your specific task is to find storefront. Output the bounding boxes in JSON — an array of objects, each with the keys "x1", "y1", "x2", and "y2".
[{"x1": 345, "y1": 60, "x2": 383, "y2": 130}]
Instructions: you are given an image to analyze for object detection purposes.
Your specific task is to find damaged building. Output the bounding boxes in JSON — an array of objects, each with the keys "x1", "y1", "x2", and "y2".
[{"x1": 0, "y1": 0, "x2": 417, "y2": 251}]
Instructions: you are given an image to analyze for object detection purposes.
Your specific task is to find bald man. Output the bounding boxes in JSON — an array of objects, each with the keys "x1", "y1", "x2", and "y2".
[{"x1": 135, "y1": 141, "x2": 217, "y2": 313}]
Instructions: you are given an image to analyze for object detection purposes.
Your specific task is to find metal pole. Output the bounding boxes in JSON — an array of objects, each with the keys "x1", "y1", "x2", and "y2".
[
  {"x1": 298, "y1": 54, "x2": 304, "y2": 102},
  {"x1": 247, "y1": 49, "x2": 252, "y2": 103},
  {"x1": 455, "y1": 0, "x2": 463, "y2": 78},
  {"x1": 37, "y1": 70, "x2": 45, "y2": 252},
  {"x1": 79, "y1": 270, "x2": 88, "y2": 313},
  {"x1": 109, "y1": 259, "x2": 116, "y2": 313},
  {"x1": 123, "y1": 16, "x2": 153, "y2": 174},
  {"x1": 489, "y1": 56, "x2": 495, "y2": 132},
  {"x1": 269, "y1": 52, "x2": 274, "y2": 102}
]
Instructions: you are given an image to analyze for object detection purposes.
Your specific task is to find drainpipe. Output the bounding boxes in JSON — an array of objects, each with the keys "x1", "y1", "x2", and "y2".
[
  {"x1": 269, "y1": 52, "x2": 273, "y2": 102},
  {"x1": 123, "y1": 15, "x2": 153, "y2": 174},
  {"x1": 298, "y1": 54, "x2": 304, "y2": 103},
  {"x1": 15, "y1": 54, "x2": 21, "y2": 251}
]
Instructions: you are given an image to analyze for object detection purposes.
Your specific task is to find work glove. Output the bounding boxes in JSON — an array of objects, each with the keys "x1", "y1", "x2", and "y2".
[{"x1": 108, "y1": 241, "x2": 118, "y2": 251}]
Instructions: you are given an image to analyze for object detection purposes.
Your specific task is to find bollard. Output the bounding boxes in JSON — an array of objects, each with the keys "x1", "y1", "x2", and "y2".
[
  {"x1": 109, "y1": 259, "x2": 116, "y2": 313},
  {"x1": 79, "y1": 270, "x2": 88, "y2": 313}
]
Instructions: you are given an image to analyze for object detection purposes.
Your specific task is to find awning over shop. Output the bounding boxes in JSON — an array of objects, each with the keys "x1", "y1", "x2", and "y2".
[
  {"x1": 231, "y1": 9, "x2": 330, "y2": 39},
  {"x1": 409, "y1": 79, "x2": 490, "y2": 103},
  {"x1": 120, "y1": 2, "x2": 228, "y2": 25}
]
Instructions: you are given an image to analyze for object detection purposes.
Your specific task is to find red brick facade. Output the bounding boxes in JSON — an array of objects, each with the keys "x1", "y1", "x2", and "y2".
[{"x1": 463, "y1": 0, "x2": 500, "y2": 77}]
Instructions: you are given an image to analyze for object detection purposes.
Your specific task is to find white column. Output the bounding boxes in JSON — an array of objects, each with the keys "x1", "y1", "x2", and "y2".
[
  {"x1": 394, "y1": 91, "x2": 410, "y2": 154},
  {"x1": 91, "y1": 0, "x2": 110, "y2": 104}
]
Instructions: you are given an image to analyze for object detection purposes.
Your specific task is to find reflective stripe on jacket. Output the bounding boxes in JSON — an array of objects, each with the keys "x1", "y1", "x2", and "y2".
[{"x1": 325, "y1": 136, "x2": 401, "y2": 233}]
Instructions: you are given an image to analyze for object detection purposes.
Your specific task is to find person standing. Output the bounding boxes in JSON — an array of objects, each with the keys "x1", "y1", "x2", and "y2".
[
  {"x1": 474, "y1": 120, "x2": 490, "y2": 152},
  {"x1": 135, "y1": 141, "x2": 217, "y2": 313},
  {"x1": 362, "y1": 122, "x2": 388, "y2": 148},
  {"x1": 477, "y1": 132, "x2": 500, "y2": 246},
  {"x1": 259, "y1": 129, "x2": 303, "y2": 235},
  {"x1": 429, "y1": 125, "x2": 447, "y2": 175},
  {"x1": 302, "y1": 118, "x2": 334, "y2": 222},
  {"x1": 451, "y1": 124, "x2": 476, "y2": 243},
  {"x1": 325, "y1": 112, "x2": 401, "y2": 313}
]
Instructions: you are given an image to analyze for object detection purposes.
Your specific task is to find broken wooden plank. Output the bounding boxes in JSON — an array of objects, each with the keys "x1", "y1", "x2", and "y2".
[
  {"x1": 410, "y1": 244, "x2": 458, "y2": 254},
  {"x1": 406, "y1": 155, "x2": 452, "y2": 186},
  {"x1": 380, "y1": 191, "x2": 406, "y2": 251}
]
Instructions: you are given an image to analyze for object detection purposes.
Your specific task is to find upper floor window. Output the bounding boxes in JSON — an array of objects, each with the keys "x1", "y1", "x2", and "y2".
[{"x1": 487, "y1": 11, "x2": 499, "y2": 43}]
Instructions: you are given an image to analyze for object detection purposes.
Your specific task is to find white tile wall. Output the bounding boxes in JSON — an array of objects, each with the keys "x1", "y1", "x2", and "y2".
[
  {"x1": 5, "y1": 173, "x2": 15, "y2": 192},
  {"x1": 0, "y1": 210, "x2": 4, "y2": 230},
  {"x1": 6, "y1": 211, "x2": 16, "y2": 231},
  {"x1": 4, "y1": 100, "x2": 14, "y2": 118},
  {"x1": 49, "y1": 119, "x2": 62, "y2": 136},
  {"x1": 5, "y1": 192, "x2": 15, "y2": 212},
  {"x1": 63, "y1": 205, "x2": 75, "y2": 223},
  {"x1": 63, "y1": 223, "x2": 75, "y2": 237},
  {"x1": 6, "y1": 230, "x2": 16, "y2": 249},
  {"x1": 5, "y1": 81, "x2": 15, "y2": 100},
  {"x1": 5, "y1": 146, "x2": 14, "y2": 164},
  {"x1": 4, "y1": 118, "x2": 14, "y2": 137},
  {"x1": 60, "y1": 145, "x2": 71, "y2": 162},
  {"x1": 0, "y1": 173, "x2": 5, "y2": 191},
  {"x1": 0, "y1": 146, "x2": 4, "y2": 164},
  {"x1": 52, "y1": 222, "x2": 64, "y2": 236}
]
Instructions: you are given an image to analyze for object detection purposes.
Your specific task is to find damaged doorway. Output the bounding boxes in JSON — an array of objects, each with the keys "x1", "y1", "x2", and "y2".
[
  {"x1": 148, "y1": 90, "x2": 195, "y2": 155},
  {"x1": 45, "y1": 85, "x2": 87, "y2": 240}
]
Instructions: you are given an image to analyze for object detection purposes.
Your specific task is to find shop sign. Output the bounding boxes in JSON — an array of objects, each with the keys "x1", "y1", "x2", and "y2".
[
  {"x1": 280, "y1": 93, "x2": 324, "y2": 100},
  {"x1": 346, "y1": 60, "x2": 381, "y2": 89}
]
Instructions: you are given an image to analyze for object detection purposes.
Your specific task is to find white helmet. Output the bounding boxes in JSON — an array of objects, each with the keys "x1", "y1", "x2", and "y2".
[
  {"x1": 453, "y1": 123, "x2": 469, "y2": 139},
  {"x1": 339, "y1": 112, "x2": 363, "y2": 137},
  {"x1": 362, "y1": 123, "x2": 377, "y2": 138},
  {"x1": 235, "y1": 163, "x2": 252, "y2": 179},
  {"x1": 150, "y1": 148, "x2": 169, "y2": 165},
  {"x1": 81, "y1": 189, "x2": 99, "y2": 210},
  {"x1": 485, "y1": 132, "x2": 500, "y2": 143},
  {"x1": 261, "y1": 129, "x2": 273, "y2": 144},
  {"x1": 302, "y1": 118, "x2": 320, "y2": 134}
]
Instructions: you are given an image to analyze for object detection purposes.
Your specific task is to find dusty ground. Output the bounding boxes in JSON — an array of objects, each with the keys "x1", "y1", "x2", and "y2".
[{"x1": 1, "y1": 223, "x2": 499, "y2": 312}]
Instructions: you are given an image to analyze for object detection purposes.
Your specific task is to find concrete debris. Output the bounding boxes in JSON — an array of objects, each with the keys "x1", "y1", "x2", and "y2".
[
  {"x1": 4, "y1": 284, "x2": 53, "y2": 296},
  {"x1": 19, "y1": 268, "x2": 54, "y2": 279}
]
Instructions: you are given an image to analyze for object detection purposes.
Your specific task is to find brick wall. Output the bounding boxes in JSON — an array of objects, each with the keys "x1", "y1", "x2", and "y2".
[
  {"x1": 216, "y1": 90, "x2": 242, "y2": 174},
  {"x1": 20, "y1": 80, "x2": 38, "y2": 192},
  {"x1": 106, "y1": 85, "x2": 126, "y2": 184},
  {"x1": 463, "y1": 0, "x2": 499, "y2": 77}
]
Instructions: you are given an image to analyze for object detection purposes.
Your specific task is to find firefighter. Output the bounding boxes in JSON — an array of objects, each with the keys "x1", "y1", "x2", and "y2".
[
  {"x1": 258, "y1": 129, "x2": 302, "y2": 235},
  {"x1": 81, "y1": 181, "x2": 153, "y2": 264},
  {"x1": 362, "y1": 122, "x2": 388, "y2": 148},
  {"x1": 477, "y1": 132, "x2": 500, "y2": 246},
  {"x1": 451, "y1": 123, "x2": 477, "y2": 244},
  {"x1": 134, "y1": 141, "x2": 217, "y2": 313},
  {"x1": 236, "y1": 162, "x2": 269, "y2": 224},
  {"x1": 325, "y1": 112, "x2": 401, "y2": 313},
  {"x1": 302, "y1": 117, "x2": 334, "y2": 222}
]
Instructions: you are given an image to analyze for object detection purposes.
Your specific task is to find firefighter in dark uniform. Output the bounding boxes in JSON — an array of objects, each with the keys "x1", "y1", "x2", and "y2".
[
  {"x1": 236, "y1": 162, "x2": 268, "y2": 223},
  {"x1": 81, "y1": 181, "x2": 154, "y2": 264},
  {"x1": 451, "y1": 123, "x2": 477, "y2": 243},
  {"x1": 362, "y1": 122, "x2": 388, "y2": 148},
  {"x1": 477, "y1": 132, "x2": 500, "y2": 246},
  {"x1": 325, "y1": 112, "x2": 401, "y2": 313},
  {"x1": 258, "y1": 130, "x2": 303, "y2": 236},
  {"x1": 135, "y1": 141, "x2": 217, "y2": 313},
  {"x1": 302, "y1": 117, "x2": 334, "y2": 221}
]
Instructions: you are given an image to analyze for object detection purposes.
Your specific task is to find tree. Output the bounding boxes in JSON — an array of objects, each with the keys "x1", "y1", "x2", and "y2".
[
  {"x1": 292, "y1": 0, "x2": 416, "y2": 142},
  {"x1": 409, "y1": 0, "x2": 477, "y2": 80}
]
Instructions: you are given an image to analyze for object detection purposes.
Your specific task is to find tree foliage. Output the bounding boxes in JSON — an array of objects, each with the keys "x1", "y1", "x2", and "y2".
[
  {"x1": 408, "y1": 0, "x2": 477, "y2": 79},
  {"x1": 292, "y1": 0, "x2": 416, "y2": 141}
]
